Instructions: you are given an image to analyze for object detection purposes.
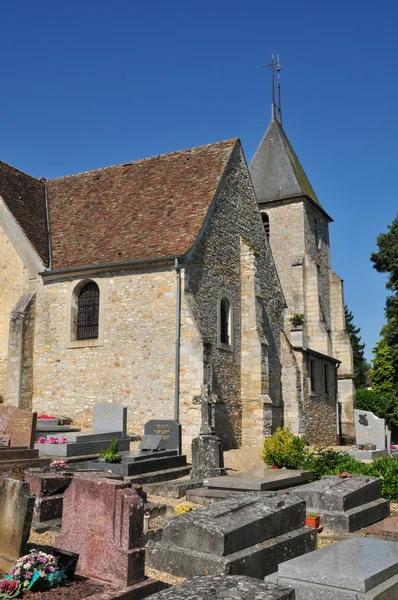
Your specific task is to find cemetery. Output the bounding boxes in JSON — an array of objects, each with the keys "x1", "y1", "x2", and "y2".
[{"x1": 1, "y1": 401, "x2": 398, "y2": 599}]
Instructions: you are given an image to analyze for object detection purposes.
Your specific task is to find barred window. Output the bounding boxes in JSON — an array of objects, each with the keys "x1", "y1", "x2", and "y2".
[{"x1": 77, "y1": 282, "x2": 100, "y2": 340}]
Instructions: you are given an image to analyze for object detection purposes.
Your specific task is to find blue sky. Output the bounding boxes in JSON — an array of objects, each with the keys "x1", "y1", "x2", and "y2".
[{"x1": 1, "y1": 1, "x2": 396, "y2": 360}]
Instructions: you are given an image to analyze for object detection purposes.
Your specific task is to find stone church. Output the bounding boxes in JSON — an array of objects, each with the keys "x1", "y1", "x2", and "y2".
[{"x1": 0, "y1": 108, "x2": 355, "y2": 449}]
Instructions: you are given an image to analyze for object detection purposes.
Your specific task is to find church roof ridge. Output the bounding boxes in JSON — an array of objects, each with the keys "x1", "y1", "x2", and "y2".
[
  {"x1": 49, "y1": 138, "x2": 239, "y2": 181},
  {"x1": 0, "y1": 160, "x2": 42, "y2": 183}
]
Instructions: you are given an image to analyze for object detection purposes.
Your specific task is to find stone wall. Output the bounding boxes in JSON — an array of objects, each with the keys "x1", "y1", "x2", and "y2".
[
  {"x1": 329, "y1": 270, "x2": 355, "y2": 442},
  {"x1": 0, "y1": 227, "x2": 25, "y2": 403},
  {"x1": 28, "y1": 267, "x2": 203, "y2": 447},
  {"x1": 301, "y1": 351, "x2": 337, "y2": 445},
  {"x1": 185, "y1": 143, "x2": 285, "y2": 448}
]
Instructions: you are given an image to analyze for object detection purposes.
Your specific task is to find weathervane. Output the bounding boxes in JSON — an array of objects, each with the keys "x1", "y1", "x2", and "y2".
[{"x1": 262, "y1": 54, "x2": 284, "y2": 125}]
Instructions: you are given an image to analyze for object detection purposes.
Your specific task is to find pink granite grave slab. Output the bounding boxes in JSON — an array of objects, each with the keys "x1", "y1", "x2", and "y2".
[
  {"x1": 0, "y1": 406, "x2": 37, "y2": 448},
  {"x1": 57, "y1": 476, "x2": 145, "y2": 587}
]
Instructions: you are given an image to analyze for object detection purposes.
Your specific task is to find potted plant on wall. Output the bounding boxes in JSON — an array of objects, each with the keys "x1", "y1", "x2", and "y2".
[{"x1": 305, "y1": 512, "x2": 320, "y2": 529}]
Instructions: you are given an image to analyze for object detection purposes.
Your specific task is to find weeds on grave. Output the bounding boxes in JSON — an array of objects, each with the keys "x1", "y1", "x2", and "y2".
[{"x1": 100, "y1": 438, "x2": 122, "y2": 463}]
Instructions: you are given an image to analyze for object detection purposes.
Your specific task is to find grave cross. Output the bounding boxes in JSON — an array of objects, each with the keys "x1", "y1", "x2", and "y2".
[{"x1": 193, "y1": 384, "x2": 219, "y2": 436}]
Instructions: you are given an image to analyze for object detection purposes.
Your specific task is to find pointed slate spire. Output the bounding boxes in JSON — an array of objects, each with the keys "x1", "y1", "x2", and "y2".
[{"x1": 249, "y1": 119, "x2": 320, "y2": 207}]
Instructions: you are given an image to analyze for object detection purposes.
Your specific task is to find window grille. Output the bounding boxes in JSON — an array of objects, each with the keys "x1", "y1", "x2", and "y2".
[
  {"x1": 262, "y1": 213, "x2": 270, "y2": 240},
  {"x1": 220, "y1": 297, "x2": 231, "y2": 345},
  {"x1": 77, "y1": 282, "x2": 100, "y2": 340}
]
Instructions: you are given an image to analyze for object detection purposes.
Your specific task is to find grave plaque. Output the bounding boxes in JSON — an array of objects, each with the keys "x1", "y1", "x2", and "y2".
[
  {"x1": 0, "y1": 435, "x2": 10, "y2": 447},
  {"x1": 354, "y1": 409, "x2": 386, "y2": 449},
  {"x1": 139, "y1": 434, "x2": 162, "y2": 451},
  {"x1": 0, "y1": 407, "x2": 37, "y2": 448},
  {"x1": 144, "y1": 420, "x2": 181, "y2": 454}
]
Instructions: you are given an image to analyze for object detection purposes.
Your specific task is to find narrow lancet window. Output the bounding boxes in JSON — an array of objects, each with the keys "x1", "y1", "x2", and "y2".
[
  {"x1": 220, "y1": 297, "x2": 231, "y2": 346},
  {"x1": 262, "y1": 213, "x2": 270, "y2": 241}
]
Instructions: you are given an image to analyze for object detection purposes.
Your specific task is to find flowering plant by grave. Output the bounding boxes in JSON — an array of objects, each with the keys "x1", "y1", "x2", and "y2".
[
  {"x1": 1, "y1": 550, "x2": 64, "y2": 597},
  {"x1": 175, "y1": 502, "x2": 194, "y2": 515},
  {"x1": 38, "y1": 414, "x2": 56, "y2": 419},
  {"x1": 50, "y1": 460, "x2": 67, "y2": 470}
]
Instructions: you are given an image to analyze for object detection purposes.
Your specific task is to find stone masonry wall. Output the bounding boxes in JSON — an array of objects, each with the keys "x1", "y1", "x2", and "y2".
[
  {"x1": 29, "y1": 266, "x2": 202, "y2": 448},
  {"x1": 0, "y1": 226, "x2": 25, "y2": 403},
  {"x1": 303, "y1": 201, "x2": 332, "y2": 356},
  {"x1": 301, "y1": 351, "x2": 337, "y2": 445},
  {"x1": 185, "y1": 143, "x2": 285, "y2": 448}
]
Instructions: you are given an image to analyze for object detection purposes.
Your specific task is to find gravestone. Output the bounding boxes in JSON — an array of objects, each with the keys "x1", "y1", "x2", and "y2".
[
  {"x1": 266, "y1": 538, "x2": 398, "y2": 599},
  {"x1": 354, "y1": 409, "x2": 386, "y2": 450},
  {"x1": 145, "y1": 420, "x2": 181, "y2": 454},
  {"x1": 34, "y1": 404, "x2": 130, "y2": 457},
  {"x1": 0, "y1": 477, "x2": 35, "y2": 572},
  {"x1": 56, "y1": 476, "x2": 145, "y2": 586},
  {"x1": 0, "y1": 407, "x2": 50, "y2": 473},
  {"x1": 147, "y1": 492, "x2": 316, "y2": 579},
  {"x1": 93, "y1": 404, "x2": 127, "y2": 437},
  {"x1": 0, "y1": 406, "x2": 36, "y2": 448},
  {"x1": 191, "y1": 387, "x2": 225, "y2": 480},
  {"x1": 149, "y1": 575, "x2": 294, "y2": 600},
  {"x1": 291, "y1": 474, "x2": 390, "y2": 532}
]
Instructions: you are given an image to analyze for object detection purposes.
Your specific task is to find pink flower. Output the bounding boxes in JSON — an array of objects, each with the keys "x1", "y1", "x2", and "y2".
[
  {"x1": 25, "y1": 571, "x2": 33, "y2": 579},
  {"x1": 59, "y1": 437, "x2": 68, "y2": 444},
  {"x1": 49, "y1": 437, "x2": 59, "y2": 444},
  {"x1": 48, "y1": 566, "x2": 55, "y2": 573},
  {"x1": 38, "y1": 437, "x2": 47, "y2": 444}
]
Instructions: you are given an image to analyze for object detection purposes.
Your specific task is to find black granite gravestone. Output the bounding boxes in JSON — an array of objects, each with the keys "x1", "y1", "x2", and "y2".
[{"x1": 144, "y1": 420, "x2": 182, "y2": 455}]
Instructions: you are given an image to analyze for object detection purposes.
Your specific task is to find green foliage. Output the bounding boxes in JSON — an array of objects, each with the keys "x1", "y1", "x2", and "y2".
[
  {"x1": 100, "y1": 438, "x2": 121, "y2": 463},
  {"x1": 371, "y1": 216, "x2": 398, "y2": 392},
  {"x1": 356, "y1": 389, "x2": 389, "y2": 417},
  {"x1": 356, "y1": 388, "x2": 398, "y2": 429},
  {"x1": 302, "y1": 448, "x2": 398, "y2": 501},
  {"x1": 367, "y1": 455, "x2": 398, "y2": 502},
  {"x1": 344, "y1": 305, "x2": 369, "y2": 388},
  {"x1": 262, "y1": 427, "x2": 307, "y2": 469},
  {"x1": 289, "y1": 313, "x2": 305, "y2": 328},
  {"x1": 372, "y1": 338, "x2": 396, "y2": 395}
]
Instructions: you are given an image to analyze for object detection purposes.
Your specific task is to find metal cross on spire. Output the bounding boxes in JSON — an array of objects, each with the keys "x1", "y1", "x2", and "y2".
[{"x1": 262, "y1": 54, "x2": 284, "y2": 126}]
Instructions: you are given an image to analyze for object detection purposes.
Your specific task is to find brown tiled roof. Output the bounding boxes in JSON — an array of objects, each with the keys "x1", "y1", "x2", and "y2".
[
  {"x1": 46, "y1": 139, "x2": 238, "y2": 270},
  {"x1": 0, "y1": 162, "x2": 49, "y2": 265}
]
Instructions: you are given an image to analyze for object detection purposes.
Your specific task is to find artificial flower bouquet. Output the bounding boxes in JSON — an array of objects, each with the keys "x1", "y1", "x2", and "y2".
[{"x1": 0, "y1": 550, "x2": 64, "y2": 598}]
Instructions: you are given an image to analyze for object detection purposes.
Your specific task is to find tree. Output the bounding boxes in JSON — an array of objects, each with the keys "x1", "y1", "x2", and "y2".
[
  {"x1": 372, "y1": 338, "x2": 395, "y2": 395},
  {"x1": 344, "y1": 305, "x2": 369, "y2": 388},
  {"x1": 371, "y1": 215, "x2": 398, "y2": 392}
]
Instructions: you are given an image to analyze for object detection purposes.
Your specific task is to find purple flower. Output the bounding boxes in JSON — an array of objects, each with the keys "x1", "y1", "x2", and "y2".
[
  {"x1": 25, "y1": 571, "x2": 33, "y2": 579},
  {"x1": 48, "y1": 566, "x2": 55, "y2": 573}
]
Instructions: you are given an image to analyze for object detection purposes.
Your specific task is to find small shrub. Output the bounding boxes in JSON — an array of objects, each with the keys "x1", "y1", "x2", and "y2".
[
  {"x1": 100, "y1": 438, "x2": 121, "y2": 463},
  {"x1": 262, "y1": 427, "x2": 307, "y2": 469},
  {"x1": 289, "y1": 313, "x2": 305, "y2": 328},
  {"x1": 175, "y1": 502, "x2": 194, "y2": 515}
]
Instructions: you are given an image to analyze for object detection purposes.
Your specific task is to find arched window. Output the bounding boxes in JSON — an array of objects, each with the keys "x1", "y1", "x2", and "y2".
[
  {"x1": 77, "y1": 281, "x2": 100, "y2": 340},
  {"x1": 262, "y1": 213, "x2": 270, "y2": 241},
  {"x1": 220, "y1": 297, "x2": 232, "y2": 347}
]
